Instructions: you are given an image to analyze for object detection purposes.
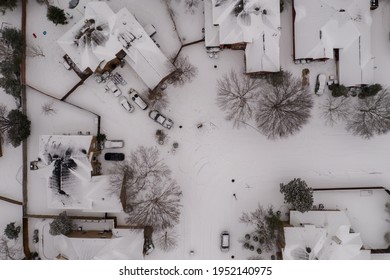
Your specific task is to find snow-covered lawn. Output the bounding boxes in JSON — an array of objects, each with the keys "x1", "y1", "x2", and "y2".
[
  {"x1": 26, "y1": 88, "x2": 98, "y2": 216},
  {"x1": 0, "y1": 0, "x2": 387, "y2": 260}
]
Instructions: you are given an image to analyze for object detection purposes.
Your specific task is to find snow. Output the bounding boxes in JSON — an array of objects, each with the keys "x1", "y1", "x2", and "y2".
[
  {"x1": 0, "y1": 2, "x2": 23, "y2": 247},
  {"x1": 1, "y1": 0, "x2": 389, "y2": 260},
  {"x1": 166, "y1": 0, "x2": 205, "y2": 44},
  {"x1": 204, "y1": 0, "x2": 220, "y2": 47},
  {"x1": 206, "y1": 0, "x2": 281, "y2": 73},
  {"x1": 26, "y1": 88, "x2": 98, "y2": 216},
  {"x1": 294, "y1": 0, "x2": 374, "y2": 86},
  {"x1": 35, "y1": 219, "x2": 143, "y2": 260},
  {"x1": 313, "y1": 189, "x2": 390, "y2": 249},
  {"x1": 58, "y1": 1, "x2": 173, "y2": 90}
]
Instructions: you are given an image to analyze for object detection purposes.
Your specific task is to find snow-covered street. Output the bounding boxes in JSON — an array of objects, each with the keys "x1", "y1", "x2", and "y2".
[{"x1": 1, "y1": 0, "x2": 390, "y2": 260}]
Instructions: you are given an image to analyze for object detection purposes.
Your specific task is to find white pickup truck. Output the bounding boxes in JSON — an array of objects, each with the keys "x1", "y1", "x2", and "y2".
[{"x1": 104, "y1": 140, "x2": 124, "y2": 149}]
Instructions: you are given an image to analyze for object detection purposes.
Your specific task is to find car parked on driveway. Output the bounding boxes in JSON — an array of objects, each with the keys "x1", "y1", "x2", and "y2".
[
  {"x1": 220, "y1": 231, "x2": 230, "y2": 252},
  {"x1": 315, "y1": 74, "x2": 327, "y2": 95},
  {"x1": 119, "y1": 96, "x2": 134, "y2": 113},
  {"x1": 129, "y1": 88, "x2": 148, "y2": 110},
  {"x1": 104, "y1": 153, "x2": 125, "y2": 161},
  {"x1": 105, "y1": 80, "x2": 121, "y2": 97},
  {"x1": 149, "y1": 110, "x2": 173, "y2": 129},
  {"x1": 103, "y1": 140, "x2": 124, "y2": 149}
]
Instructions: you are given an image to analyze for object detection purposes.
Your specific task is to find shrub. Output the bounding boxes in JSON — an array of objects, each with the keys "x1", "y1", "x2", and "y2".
[
  {"x1": 359, "y1": 84, "x2": 382, "y2": 99},
  {"x1": 47, "y1": 6, "x2": 67, "y2": 25},
  {"x1": 4, "y1": 222, "x2": 20, "y2": 240},
  {"x1": 331, "y1": 85, "x2": 349, "y2": 97},
  {"x1": 49, "y1": 211, "x2": 73, "y2": 236},
  {"x1": 280, "y1": 178, "x2": 313, "y2": 213}
]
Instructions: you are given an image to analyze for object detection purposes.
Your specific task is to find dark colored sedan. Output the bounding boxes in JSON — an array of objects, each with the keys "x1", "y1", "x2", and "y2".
[{"x1": 104, "y1": 153, "x2": 125, "y2": 161}]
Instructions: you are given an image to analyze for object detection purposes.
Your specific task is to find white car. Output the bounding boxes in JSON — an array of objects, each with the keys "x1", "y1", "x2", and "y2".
[
  {"x1": 149, "y1": 110, "x2": 173, "y2": 129},
  {"x1": 129, "y1": 88, "x2": 148, "y2": 110},
  {"x1": 315, "y1": 74, "x2": 327, "y2": 95},
  {"x1": 220, "y1": 231, "x2": 230, "y2": 252},
  {"x1": 105, "y1": 81, "x2": 121, "y2": 97},
  {"x1": 119, "y1": 96, "x2": 134, "y2": 113},
  {"x1": 103, "y1": 140, "x2": 124, "y2": 149}
]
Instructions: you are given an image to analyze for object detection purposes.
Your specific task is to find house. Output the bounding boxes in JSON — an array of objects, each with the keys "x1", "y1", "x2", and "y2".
[
  {"x1": 293, "y1": 0, "x2": 374, "y2": 87},
  {"x1": 204, "y1": 0, "x2": 281, "y2": 74},
  {"x1": 37, "y1": 219, "x2": 144, "y2": 260},
  {"x1": 282, "y1": 210, "x2": 371, "y2": 260},
  {"x1": 57, "y1": 1, "x2": 173, "y2": 90},
  {"x1": 38, "y1": 135, "x2": 122, "y2": 213}
]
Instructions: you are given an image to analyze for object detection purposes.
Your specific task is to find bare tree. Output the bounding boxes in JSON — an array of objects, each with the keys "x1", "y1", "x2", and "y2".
[
  {"x1": 0, "y1": 236, "x2": 22, "y2": 260},
  {"x1": 110, "y1": 146, "x2": 171, "y2": 208},
  {"x1": 147, "y1": 89, "x2": 169, "y2": 110},
  {"x1": 217, "y1": 70, "x2": 262, "y2": 128},
  {"x1": 346, "y1": 89, "x2": 390, "y2": 139},
  {"x1": 167, "y1": 55, "x2": 198, "y2": 87},
  {"x1": 255, "y1": 71, "x2": 313, "y2": 139},
  {"x1": 41, "y1": 101, "x2": 56, "y2": 115},
  {"x1": 240, "y1": 205, "x2": 282, "y2": 252},
  {"x1": 156, "y1": 229, "x2": 178, "y2": 252},
  {"x1": 110, "y1": 146, "x2": 182, "y2": 230},
  {"x1": 0, "y1": 104, "x2": 7, "y2": 117},
  {"x1": 184, "y1": 0, "x2": 200, "y2": 14},
  {"x1": 125, "y1": 178, "x2": 182, "y2": 230},
  {"x1": 27, "y1": 45, "x2": 45, "y2": 57},
  {"x1": 320, "y1": 96, "x2": 350, "y2": 126}
]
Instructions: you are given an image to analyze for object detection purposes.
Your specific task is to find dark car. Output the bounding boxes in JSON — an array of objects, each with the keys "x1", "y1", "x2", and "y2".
[
  {"x1": 370, "y1": 0, "x2": 378, "y2": 10},
  {"x1": 104, "y1": 153, "x2": 125, "y2": 161}
]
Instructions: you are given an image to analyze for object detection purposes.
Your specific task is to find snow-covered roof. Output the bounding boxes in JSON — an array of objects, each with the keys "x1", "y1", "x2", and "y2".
[
  {"x1": 205, "y1": 0, "x2": 280, "y2": 73},
  {"x1": 57, "y1": 1, "x2": 173, "y2": 89},
  {"x1": 39, "y1": 135, "x2": 122, "y2": 212},
  {"x1": 204, "y1": 0, "x2": 220, "y2": 47},
  {"x1": 294, "y1": 0, "x2": 374, "y2": 87},
  {"x1": 283, "y1": 210, "x2": 371, "y2": 260},
  {"x1": 54, "y1": 230, "x2": 144, "y2": 260}
]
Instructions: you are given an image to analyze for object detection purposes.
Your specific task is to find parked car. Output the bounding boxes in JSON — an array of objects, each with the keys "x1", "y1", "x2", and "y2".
[
  {"x1": 220, "y1": 231, "x2": 230, "y2": 252},
  {"x1": 105, "y1": 80, "x2": 121, "y2": 97},
  {"x1": 129, "y1": 88, "x2": 148, "y2": 110},
  {"x1": 62, "y1": 60, "x2": 71, "y2": 70},
  {"x1": 149, "y1": 110, "x2": 173, "y2": 129},
  {"x1": 119, "y1": 96, "x2": 134, "y2": 113},
  {"x1": 315, "y1": 74, "x2": 327, "y2": 95},
  {"x1": 103, "y1": 140, "x2": 124, "y2": 149},
  {"x1": 370, "y1": 0, "x2": 378, "y2": 10},
  {"x1": 104, "y1": 153, "x2": 125, "y2": 161}
]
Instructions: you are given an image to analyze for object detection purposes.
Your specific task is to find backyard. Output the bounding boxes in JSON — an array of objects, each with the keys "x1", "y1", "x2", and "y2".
[{"x1": 0, "y1": 0, "x2": 389, "y2": 260}]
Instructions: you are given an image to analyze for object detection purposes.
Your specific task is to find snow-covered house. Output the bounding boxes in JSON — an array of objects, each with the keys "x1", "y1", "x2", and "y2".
[
  {"x1": 38, "y1": 219, "x2": 144, "y2": 260},
  {"x1": 282, "y1": 210, "x2": 371, "y2": 260},
  {"x1": 204, "y1": 0, "x2": 281, "y2": 74},
  {"x1": 57, "y1": 1, "x2": 173, "y2": 90},
  {"x1": 293, "y1": 0, "x2": 374, "y2": 87},
  {"x1": 38, "y1": 135, "x2": 122, "y2": 213}
]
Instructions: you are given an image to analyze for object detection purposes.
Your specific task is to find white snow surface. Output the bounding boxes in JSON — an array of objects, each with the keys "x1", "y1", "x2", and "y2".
[
  {"x1": 206, "y1": 0, "x2": 281, "y2": 73},
  {"x1": 294, "y1": 0, "x2": 374, "y2": 86},
  {"x1": 57, "y1": 1, "x2": 173, "y2": 89},
  {"x1": 0, "y1": 3, "x2": 24, "y2": 242},
  {"x1": 0, "y1": 0, "x2": 389, "y2": 260}
]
